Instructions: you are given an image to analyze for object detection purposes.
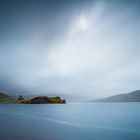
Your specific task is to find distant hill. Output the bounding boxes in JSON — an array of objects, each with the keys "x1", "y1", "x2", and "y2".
[
  {"x1": 90, "y1": 90, "x2": 140, "y2": 102},
  {"x1": 0, "y1": 92, "x2": 14, "y2": 103},
  {"x1": 0, "y1": 92, "x2": 10, "y2": 99}
]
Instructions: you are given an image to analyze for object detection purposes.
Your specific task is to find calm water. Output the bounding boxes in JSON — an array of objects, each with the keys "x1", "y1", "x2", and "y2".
[{"x1": 0, "y1": 103, "x2": 140, "y2": 140}]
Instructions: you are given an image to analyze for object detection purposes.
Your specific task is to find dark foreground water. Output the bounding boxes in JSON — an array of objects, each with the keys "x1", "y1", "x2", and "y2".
[{"x1": 0, "y1": 103, "x2": 140, "y2": 140}]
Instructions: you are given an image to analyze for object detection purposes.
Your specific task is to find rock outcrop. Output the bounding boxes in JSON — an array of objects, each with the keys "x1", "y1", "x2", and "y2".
[{"x1": 18, "y1": 95, "x2": 25, "y2": 103}]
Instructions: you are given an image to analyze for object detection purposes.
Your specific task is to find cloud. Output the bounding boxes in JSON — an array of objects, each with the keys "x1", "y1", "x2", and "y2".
[{"x1": 0, "y1": 0, "x2": 140, "y2": 98}]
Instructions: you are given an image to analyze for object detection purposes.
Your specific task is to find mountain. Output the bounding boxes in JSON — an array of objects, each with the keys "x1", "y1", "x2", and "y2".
[{"x1": 91, "y1": 90, "x2": 140, "y2": 102}]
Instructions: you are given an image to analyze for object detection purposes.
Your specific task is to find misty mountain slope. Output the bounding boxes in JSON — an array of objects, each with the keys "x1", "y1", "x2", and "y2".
[
  {"x1": 0, "y1": 92, "x2": 10, "y2": 100},
  {"x1": 0, "y1": 92, "x2": 14, "y2": 103},
  {"x1": 92, "y1": 90, "x2": 140, "y2": 102}
]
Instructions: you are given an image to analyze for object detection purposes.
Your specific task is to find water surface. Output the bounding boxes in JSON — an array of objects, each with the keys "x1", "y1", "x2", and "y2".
[{"x1": 0, "y1": 103, "x2": 140, "y2": 140}]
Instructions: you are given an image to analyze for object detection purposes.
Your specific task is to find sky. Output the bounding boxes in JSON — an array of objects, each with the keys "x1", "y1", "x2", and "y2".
[{"x1": 0, "y1": 0, "x2": 140, "y2": 99}]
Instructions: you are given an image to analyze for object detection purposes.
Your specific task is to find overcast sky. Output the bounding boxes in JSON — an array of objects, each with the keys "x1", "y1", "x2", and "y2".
[{"x1": 0, "y1": 0, "x2": 140, "y2": 99}]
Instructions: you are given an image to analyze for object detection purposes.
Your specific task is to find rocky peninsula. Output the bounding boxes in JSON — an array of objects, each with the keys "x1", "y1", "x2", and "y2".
[{"x1": 0, "y1": 92, "x2": 66, "y2": 104}]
